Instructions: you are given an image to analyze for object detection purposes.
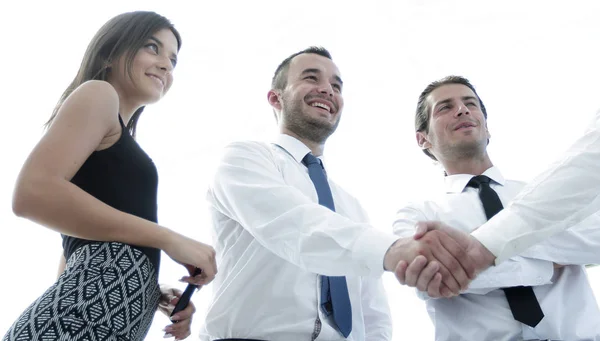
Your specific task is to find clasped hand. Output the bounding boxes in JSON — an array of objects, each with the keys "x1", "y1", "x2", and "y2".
[{"x1": 386, "y1": 221, "x2": 495, "y2": 298}]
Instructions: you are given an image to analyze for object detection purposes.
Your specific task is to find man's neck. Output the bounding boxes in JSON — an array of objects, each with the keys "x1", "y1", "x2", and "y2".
[{"x1": 441, "y1": 154, "x2": 494, "y2": 176}]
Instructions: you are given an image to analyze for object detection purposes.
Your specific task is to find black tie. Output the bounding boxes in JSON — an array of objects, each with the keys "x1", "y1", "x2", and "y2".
[{"x1": 467, "y1": 175, "x2": 544, "y2": 328}]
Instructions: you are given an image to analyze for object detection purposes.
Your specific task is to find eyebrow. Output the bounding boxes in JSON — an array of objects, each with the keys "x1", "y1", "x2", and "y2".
[
  {"x1": 300, "y1": 68, "x2": 344, "y2": 86},
  {"x1": 149, "y1": 36, "x2": 178, "y2": 61},
  {"x1": 435, "y1": 96, "x2": 478, "y2": 108}
]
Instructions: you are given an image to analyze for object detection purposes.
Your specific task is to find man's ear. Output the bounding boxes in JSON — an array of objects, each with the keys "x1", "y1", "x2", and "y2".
[
  {"x1": 267, "y1": 89, "x2": 282, "y2": 111},
  {"x1": 416, "y1": 131, "x2": 432, "y2": 150}
]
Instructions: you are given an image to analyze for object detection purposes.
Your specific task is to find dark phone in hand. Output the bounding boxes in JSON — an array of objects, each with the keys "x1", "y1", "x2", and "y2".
[{"x1": 170, "y1": 268, "x2": 202, "y2": 321}]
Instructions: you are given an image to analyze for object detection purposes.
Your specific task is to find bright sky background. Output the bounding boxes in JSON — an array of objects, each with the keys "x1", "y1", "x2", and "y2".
[{"x1": 2, "y1": 0, "x2": 600, "y2": 340}]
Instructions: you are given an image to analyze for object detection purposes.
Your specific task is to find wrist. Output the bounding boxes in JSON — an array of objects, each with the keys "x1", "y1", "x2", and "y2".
[
  {"x1": 151, "y1": 225, "x2": 175, "y2": 250},
  {"x1": 384, "y1": 238, "x2": 409, "y2": 271},
  {"x1": 471, "y1": 237, "x2": 496, "y2": 270}
]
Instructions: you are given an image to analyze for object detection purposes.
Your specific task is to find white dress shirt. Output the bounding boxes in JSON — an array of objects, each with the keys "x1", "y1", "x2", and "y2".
[
  {"x1": 201, "y1": 134, "x2": 397, "y2": 341},
  {"x1": 393, "y1": 166, "x2": 600, "y2": 341},
  {"x1": 472, "y1": 111, "x2": 600, "y2": 264}
]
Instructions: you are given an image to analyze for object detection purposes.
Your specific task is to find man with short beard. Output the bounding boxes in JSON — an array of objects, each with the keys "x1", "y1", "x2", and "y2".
[
  {"x1": 199, "y1": 48, "x2": 476, "y2": 341},
  {"x1": 393, "y1": 75, "x2": 600, "y2": 340}
]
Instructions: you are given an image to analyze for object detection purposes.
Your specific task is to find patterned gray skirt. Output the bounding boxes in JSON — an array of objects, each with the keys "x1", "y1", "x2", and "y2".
[{"x1": 3, "y1": 242, "x2": 161, "y2": 341}]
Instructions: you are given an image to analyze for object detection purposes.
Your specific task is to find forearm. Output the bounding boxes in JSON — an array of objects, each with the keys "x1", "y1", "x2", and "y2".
[
  {"x1": 463, "y1": 256, "x2": 553, "y2": 293},
  {"x1": 472, "y1": 117, "x2": 600, "y2": 263},
  {"x1": 14, "y1": 176, "x2": 172, "y2": 250},
  {"x1": 518, "y1": 220, "x2": 600, "y2": 265},
  {"x1": 212, "y1": 188, "x2": 395, "y2": 277},
  {"x1": 211, "y1": 142, "x2": 397, "y2": 277}
]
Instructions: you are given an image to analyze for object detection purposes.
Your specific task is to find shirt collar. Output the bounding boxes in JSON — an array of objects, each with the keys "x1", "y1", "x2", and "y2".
[
  {"x1": 444, "y1": 166, "x2": 506, "y2": 193},
  {"x1": 273, "y1": 134, "x2": 325, "y2": 165}
]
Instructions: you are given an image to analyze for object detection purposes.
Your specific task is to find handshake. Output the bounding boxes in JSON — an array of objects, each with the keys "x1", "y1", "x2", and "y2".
[{"x1": 383, "y1": 221, "x2": 496, "y2": 298}]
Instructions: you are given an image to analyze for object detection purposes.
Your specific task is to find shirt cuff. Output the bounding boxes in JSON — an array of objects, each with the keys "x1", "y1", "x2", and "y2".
[
  {"x1": 353, "y1": 228, "x2": 399, "y2": 277},
  {"x1": 471, "y1": 210, "x2": 531, "y2": 265}
]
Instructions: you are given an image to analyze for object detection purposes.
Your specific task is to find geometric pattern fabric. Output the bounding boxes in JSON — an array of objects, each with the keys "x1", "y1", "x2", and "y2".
[{"x1": 3, "y1": 242, "x2": 160, "y2": 341}]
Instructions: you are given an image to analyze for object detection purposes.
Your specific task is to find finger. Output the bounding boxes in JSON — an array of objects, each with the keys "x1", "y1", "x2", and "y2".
[
  {"x1": 173, "y1": 302, "x2": 195, "y2": 320},
  {"x1": 164, "y1": 319, "x2": 188, "y2": 335},
  {"x1": 440, "y1": 284, "x2": 454, "y2": 298},
  {"x1": 414, "y1": 221, "x2": 441, "y2": 239},
  {"x1": 199, "y1": 248, "x2": 217, "y2": 282},
  {"x1": 427, "y1": 232, "x2": 466, "y2": 293},
  {"x1": 415, "y1": 261, "x2": 440, "y2": 292},
  {"x1": 158, "y1": 294, "x2": 178, "y2": 313},
  {"x1": 426, "y1": 272, "x2": 443, "y2": 298},
  {"x1": 179, "y1": 276, "x2": 205, "y2": 286},
  {"x1": 175, "y1": 330, "x2": 191, "y2": 341},
  {"x1": 170, "y1": 301, "x2": 196, "y2": 324},
  {"x1": 436, "y1": 228, "x2": 476, "y2": 279},
  {"x1": 199, "y1": 262, "x2": 216, "y2": 283},
  {"x1": 437, "y1": 232, "x2": 473, "y2": 287},
  {"x1": 197, "y1": 271, "x2": 214, "y2": 286},
  {"x1": 173, "y1": 328, "x2": 192, "y2": 341},
  {"x1": 394, "y1": 260, "x2": 408, "y2": 285},
  {"x1": 159, "y1": 291, "x2": 176, "y2": 306},
  {"x1": 167, "y1": 312, "x2": 193, "y2": 339},
  {"x1": 421, "y1": 233, "x2": 461, "y2": 293},
  {"x1": 185, "y1": 264, "x2": 196, "y2": 276},
  {"x1": 165, "y1": 321, "x2": 190, "y2": 339},
  {"x1": 405, "y1": 256, "x2": 428, "y2": 287}
]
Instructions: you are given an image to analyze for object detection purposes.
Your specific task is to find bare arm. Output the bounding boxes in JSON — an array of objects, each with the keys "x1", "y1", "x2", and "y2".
[
  {"x1": 13, "y1": 81, "x2": 170, "y2": 247},
  {"x1": 13, "y1": 81, "x2": 216, "y2": 282}
]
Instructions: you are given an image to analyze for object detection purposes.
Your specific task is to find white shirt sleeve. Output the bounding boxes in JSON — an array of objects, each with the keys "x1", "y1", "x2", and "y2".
[
  {"x1": 393, "y1": 206, "x2": 554, "y2": 296},
  {"x1": 518, "y1": 212, "x2": 600, "y2": 265},
  {"x1": 472, "y1": 111, "x2": 600, "y2": 264},
  {"x1": 208, "y1": 141, "x2": 398, "y2": 277},
  {"x1": 360, "y1": 276, "x2": 393, "y2": 340}
]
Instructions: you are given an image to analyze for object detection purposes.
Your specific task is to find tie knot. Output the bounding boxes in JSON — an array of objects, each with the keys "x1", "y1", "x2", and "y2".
[
  {"x1": 467, "y1": 175, "x2": 492, "y2": 189},
  {"x1": 302, "y1": 153, "x2": 322, "y2": 167}
]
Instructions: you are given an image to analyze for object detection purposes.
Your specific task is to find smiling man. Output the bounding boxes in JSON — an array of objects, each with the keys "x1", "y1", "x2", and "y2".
[
  {"x1": 199, "y1": 48, "x2": 476, "y2": 341},
  {"x1": 393, "y1": 75, "x2": 600, "y2": 340}
]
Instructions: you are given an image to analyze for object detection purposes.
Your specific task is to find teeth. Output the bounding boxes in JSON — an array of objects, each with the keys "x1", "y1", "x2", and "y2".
[{"x1": 311, "y1": 102, "x2": 331, "y2": 112}]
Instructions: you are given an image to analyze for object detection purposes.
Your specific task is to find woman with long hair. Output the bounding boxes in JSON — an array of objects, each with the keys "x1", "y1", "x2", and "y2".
[{"x1": 3, "y1": 11, "x2": 216, "y2": 341}]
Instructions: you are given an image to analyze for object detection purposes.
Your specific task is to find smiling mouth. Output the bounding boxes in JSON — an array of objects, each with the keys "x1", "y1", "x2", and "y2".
[
  {"x1": 310, "y1": 102, "x2": 332, "y2": 114},
  {"x1": 147, "y1": 74, "x2": 164, "y2": 88},
  {"x1": 455, "y1": 124, "x2": 476, "y2": 130}
]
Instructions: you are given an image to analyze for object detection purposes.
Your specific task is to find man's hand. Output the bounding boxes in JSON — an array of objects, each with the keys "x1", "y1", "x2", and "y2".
[
  {"x1": 395, "y1": 221, "x2": 496, "y2": 297},
  {"x1": 384, "y1": 229, "x2": 476, "y2": 296},
  {"x1": 158, "y1": 285, "x2": 195, "y2": 340},
  {"x1": 415, "y1": 221, "x2": 496, "y2": 271},
  {"x1": 395, "y1": 256, "x2": 445, "y2": 297}
]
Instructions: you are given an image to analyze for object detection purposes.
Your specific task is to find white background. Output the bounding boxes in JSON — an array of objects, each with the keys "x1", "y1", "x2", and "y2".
[{"x1": 1, "y1": 0, "x2": 599, "y2": 339}]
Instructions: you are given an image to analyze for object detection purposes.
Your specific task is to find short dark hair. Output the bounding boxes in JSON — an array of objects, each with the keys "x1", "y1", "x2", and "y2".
[
  {"x1": 46, "y1": 11, "x2": 181, "y2": 138},
  {"x1": 415, "y1": 75, "x2": 487, "y2": 160},
  {"x1": 271, "y1": 46, "x2": 332, "y2": 90}
]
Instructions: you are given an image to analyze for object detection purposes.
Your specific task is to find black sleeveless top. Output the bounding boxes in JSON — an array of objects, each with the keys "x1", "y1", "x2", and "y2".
[{"x1": 62, "y1": 115, "x2": 161, "y2": 271}]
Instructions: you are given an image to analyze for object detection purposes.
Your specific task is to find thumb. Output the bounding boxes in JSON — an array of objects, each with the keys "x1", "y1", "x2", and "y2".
[{"x1": 414, "y1": 221, "x2": 443, "y2": 239}]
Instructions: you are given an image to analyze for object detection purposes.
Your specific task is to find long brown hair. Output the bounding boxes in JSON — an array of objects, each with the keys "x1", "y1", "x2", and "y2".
[{"x1": 46, "y1": 11, "x2": 182, "y2": 137}]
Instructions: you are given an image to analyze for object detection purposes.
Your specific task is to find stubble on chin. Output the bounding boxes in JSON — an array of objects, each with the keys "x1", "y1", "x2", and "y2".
[{"x1": 282, "y1": 98, "x2": 340, "y2": 144}]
